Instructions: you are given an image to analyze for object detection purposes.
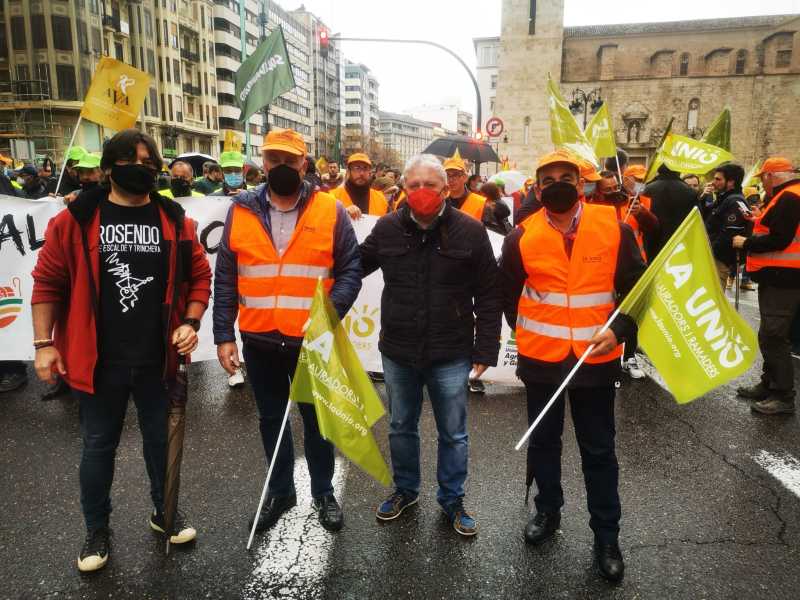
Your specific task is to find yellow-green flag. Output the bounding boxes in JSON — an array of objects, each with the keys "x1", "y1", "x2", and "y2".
[
  {"x1": 291, "y1": 280, "x2": 392, "y2": 486},
  {"x1": 585, "y1": 103, "x2": 616, "y2": 159},
  {"x1": 700, "y1": 107, "x2": 732, "y2": 152},
  {"x1": 657, "y1": 133, "x2": 734, "y2": 175},
  {"x1": 619, "y1": 208, "x2": 757, "y2": 403},
  {"x1": 743, "y1": 160, "x2": 763, "y2": 188},
  {"x1": 644, "y1": 118, "x2": 673, "y2": 183},
  {"x1": 546, "y1": 75, "x2": 598, "y2": 166}
]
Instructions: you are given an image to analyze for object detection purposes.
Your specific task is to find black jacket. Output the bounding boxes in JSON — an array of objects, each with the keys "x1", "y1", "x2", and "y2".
[
  {"x1": 744, "y1": 179, "x2": 800, "y2": 288},
  {"x1": 499, "y1": 219, "x2": 646, "y2": 387},
  {"x1": 704, "y1": 187, "x2": 748, "y2": 268},
  {"x1": 360, "y1": 203, "x2": 502, "y2": 368},
  {"x1": 643, "y1": 166, "x2": 699, "y2": 259}
]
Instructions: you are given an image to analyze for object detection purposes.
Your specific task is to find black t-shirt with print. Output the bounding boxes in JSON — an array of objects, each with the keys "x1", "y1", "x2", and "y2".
[{"x1": 98, "y1": 198, "x2": 167, "y2": 366}]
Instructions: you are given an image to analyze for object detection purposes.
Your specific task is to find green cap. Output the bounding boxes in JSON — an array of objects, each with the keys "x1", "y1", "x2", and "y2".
[
  {"x1": 67, "y1": 146, "x2": 87, "y2": 162},
  {"x1": 75, "y1": 152, "x2": 101, "y2": 169},
  {"x1": 219, "y1": 151, "x2": 244, "y2": 169}
]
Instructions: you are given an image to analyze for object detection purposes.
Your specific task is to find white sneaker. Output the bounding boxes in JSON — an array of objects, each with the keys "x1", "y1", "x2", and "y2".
[
  {"x1": 228, "y1": 369, "x2": 245, "y2": 387},
  {"x1": 623, "y1": 357, "x2": 645, "y2": 379}
]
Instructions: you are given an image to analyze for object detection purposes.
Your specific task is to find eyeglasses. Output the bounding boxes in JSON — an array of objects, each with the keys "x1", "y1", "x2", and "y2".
[{"x1": 349, "y1": 164, "x2": 370, "y2": 173}]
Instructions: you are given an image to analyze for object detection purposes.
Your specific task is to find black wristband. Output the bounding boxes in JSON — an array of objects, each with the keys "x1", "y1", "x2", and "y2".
[{"x1": 182, "y1": 318, "x2": 201, "y2": 332}]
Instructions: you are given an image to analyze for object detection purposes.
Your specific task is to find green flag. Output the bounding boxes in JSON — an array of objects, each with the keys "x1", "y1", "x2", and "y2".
[
  {"x1": 291, "y1": 280, "x2": 392, "y2": 486},
  {"x1": 700, "y1": 107, "x2": 731, "y2": 152},
  {"x1": 644, "y1": 118, "x2": 673, "y2": 183},
  {"x1": 235, "y1": 26, "x2": 295, "y2": 123},
  {"x1": 618, "y1": 208, "x2": 757, "y2": 403},
  {"x1": 657, "y1": 133, "x2": 734, "y2": 175},
  {"x1": 546, "y1": 75, "x2": 598, "y2": 166},
  {"x1": 743, "y1": 160, "x2": 763, "y2": 189},
  {"x1": 584, "y1": 103, "x2": 617, "y2": 159}
]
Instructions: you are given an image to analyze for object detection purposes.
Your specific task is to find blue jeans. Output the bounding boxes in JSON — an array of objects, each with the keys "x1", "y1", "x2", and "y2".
[
  {"x1": 72, "y1": 365, "x2": 168, "y2": 531},
  {"x1": 381, "y1": 354, "x2": 471, "y2": 508},
  {"x1": 243, "y1": 342, "x2": 335, "y2": 500}
]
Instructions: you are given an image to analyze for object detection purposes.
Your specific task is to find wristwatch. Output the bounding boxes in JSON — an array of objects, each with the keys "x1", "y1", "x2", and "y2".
[{"x1": 183, "y1": 318, "x2": 201, "y2": 332}]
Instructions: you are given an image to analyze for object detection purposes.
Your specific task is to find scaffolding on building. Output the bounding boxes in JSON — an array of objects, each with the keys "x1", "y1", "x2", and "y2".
[{"x1": 0, "y1": 78, "x2": 62, "y2": 163}]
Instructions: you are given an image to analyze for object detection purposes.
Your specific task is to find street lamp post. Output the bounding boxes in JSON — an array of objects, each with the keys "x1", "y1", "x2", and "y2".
[{"x1": 568, "y1": 88, "x2": 603, "y2": 129}]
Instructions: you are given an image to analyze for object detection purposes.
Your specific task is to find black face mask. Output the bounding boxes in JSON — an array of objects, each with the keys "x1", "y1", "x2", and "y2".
[
  {"x1": 540, "y1": 181, "x2": 579, "y2": 214},
  {"x1": 81, "y1": 180, "x2": 99, "y2": 191},
  {"x1": 268, "y1": 163, "x2": 302, "y2": 196},
  {"x1": 170, "y1": 178, "x2": 193, "y2": 198},
  {"x1": 111, "y1": 164, "x2": 156, "y2": 196}
]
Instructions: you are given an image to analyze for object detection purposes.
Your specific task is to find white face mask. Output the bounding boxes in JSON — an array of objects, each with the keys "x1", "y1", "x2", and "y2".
[{"x1": 583, "y1": 182, "x2": 596, "y2": 197}]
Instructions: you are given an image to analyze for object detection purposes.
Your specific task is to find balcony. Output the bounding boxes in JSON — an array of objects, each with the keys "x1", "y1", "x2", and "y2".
[
  {"x1": 183, "y1": 83, "x2": 201, "y2": 96},
  {"x1": 181, "y1": 49, "x2": 200, "y2": 63},
  {"x1": 102, "y1": 15, "x2": 129, "y2": 36}
]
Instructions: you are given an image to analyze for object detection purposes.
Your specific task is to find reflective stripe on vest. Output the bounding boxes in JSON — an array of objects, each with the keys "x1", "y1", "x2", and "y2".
[
  {"x1": 746, "y1": 182, "x2": 800, "y2": 272},
  {"x1": 458, "y1": 192, "x2": 486, "y2": 221},
  {"x1": 331, "y1": 186, "x2": 389, "y2": 216},
  {"x1": 229, "y1": 190, "x2": 337, "y2": 337},
  {"x1": 516, "y1": 203, "x2": 623, "y2": 365}
]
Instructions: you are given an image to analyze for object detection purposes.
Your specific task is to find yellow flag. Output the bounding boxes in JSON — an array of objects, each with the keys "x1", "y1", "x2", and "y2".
[
  {"x1": 315, "y1": 156, "x2": 329, "y2": 173},
  {"x1": 223, "y1": 130, "x2": 242, "y2": 153},
  {"x1": 80, "y1": 57, "x2": 150, "y2": 131},
  {"x1": 585, "y1": 103, "x2": 616, "y2": 159}
]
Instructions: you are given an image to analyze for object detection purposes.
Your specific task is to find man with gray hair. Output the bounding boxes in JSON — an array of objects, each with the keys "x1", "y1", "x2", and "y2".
[
  {"x1": 734, "y1": 157, "x2": 800, "y2": 415},
  {"x1": 359, "y1": 154, "x2": 502, "y2": 536}
]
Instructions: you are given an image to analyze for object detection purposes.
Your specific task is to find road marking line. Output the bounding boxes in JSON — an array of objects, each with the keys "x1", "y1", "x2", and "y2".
[
  {"x1": 752, "y1": 450, "x2": 800, "y2": 499},
  {"x1": 243, "y1": 457, "x2": 347, "y2": 599}
]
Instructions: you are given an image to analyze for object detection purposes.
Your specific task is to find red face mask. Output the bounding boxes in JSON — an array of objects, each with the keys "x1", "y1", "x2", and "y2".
[{"x1": 406, "y1": 188, "x2": 443, "y2": 218}]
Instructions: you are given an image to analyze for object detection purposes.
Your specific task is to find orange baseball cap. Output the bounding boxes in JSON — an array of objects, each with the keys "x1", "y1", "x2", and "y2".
[
  {"x1": 756, "y1": 156, "x2": 794, "y2": 176},
  {"x1": 347, "y1": 152, "x2": 372, "y2": 167},
  {"x1": 536, "y1": 149, "x2": 581, "y2": 175},
  {"x1": 261, "y1": 129, "x2": 307, "y2": 156},
  {"x1": 623, "y1": 165, "x2": 647, "y2": 180},
  {"x1": 578, "y1": 159, "x2": 602, "y2": 182}
]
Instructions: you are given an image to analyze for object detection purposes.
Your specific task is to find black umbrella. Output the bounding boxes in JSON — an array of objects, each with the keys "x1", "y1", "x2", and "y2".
[
  {"x1": 170, "y1": 153, "x2": 216, "y2": 177},
  {"x1": 422, "y1": 135, "x2": 500, "y2": 163}
]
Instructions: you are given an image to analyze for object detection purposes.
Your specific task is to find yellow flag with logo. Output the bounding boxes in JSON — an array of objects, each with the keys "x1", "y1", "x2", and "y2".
[
  {"x1": 223, "y1": 130, "x2": 242, "y2": 153},
  {"x1": 585, "y1": 103, "x2": 617, "y2": 159},
  {"x1": 80, "y1": 57, "x2": 150, "y2": 131}
]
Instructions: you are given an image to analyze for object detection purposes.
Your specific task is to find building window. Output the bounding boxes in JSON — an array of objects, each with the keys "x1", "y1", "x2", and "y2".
[
  {"x1": 735, "y1": 50, "x2": 747, "y2": 74},
  {"x1": 52, "y1": 16, "x2": 73, "y2": 51},
  {"x1": 115, "y1": 42, "x2": 124, "y2": 61},
  {"x1": 77, "y1": 21, "x2": 89, "y2": 54},
  {"x1": 147, "y1": 49, "x2": 156, "y2": 76},
  {"x1": 687, "y1": 98, "x2": 700, "y2": 132},
  {"x1": 0, "y1": 26, "x2": 6, "y2": 59},
  {"x1": 776, "y1": 49, "x2": 792, "y2": 68},
  {"x1": 11, "y1": 17, "x2": 26, "y2": 50},
  {"x1": 80, "y1": 67, "x2": 91, "y2": 95},
  {"x1": 679, "y1": 53, "x2": 689, "y2": 76},
  {"x1": 31, "y1": 15, "x2": 47, "y2": 49},
  {"x1": 149, "y1": 88, "x2": 159, "y2": 118},
  {"x1": 56, "y1": 65, "x2": 77, "y2": 100},
  {"x1": 168, "y1": 95, "x2": 174, "y2": 121},
  {"x1": 490, "y1": 74, "x2": 497, "y2": 90},
  {"x1": 91, "y1": 27, "x2": 101, "y2": 55},
  {"x1": 173, "y1": 59, "x2": 181, "y2": 84}
]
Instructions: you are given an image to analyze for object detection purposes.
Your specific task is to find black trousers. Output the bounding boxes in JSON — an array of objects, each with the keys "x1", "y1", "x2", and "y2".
[
  {"x1": 758, "y1": 284, "x2": 800, "y2": 395},
  {"x1": 524, "y1": 381, "x2": 620, "y2": 544}
]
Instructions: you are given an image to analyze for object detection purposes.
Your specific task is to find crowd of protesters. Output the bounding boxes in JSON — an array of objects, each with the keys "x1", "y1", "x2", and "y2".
[{"x1": 0, "y1": 127, "x2": 797, "y2": 585}]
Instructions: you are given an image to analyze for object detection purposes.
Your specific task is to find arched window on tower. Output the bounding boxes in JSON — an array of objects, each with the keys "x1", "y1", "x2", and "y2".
[
  {"x1": 679, "y1": 53, "x2": 690, "y2": 76},
  {"x1": 735, "y1": 49, "x2": 747, "y2": 74},
  {"x1": 687, "y1": 98, "x2": 700, "y2": 134}
]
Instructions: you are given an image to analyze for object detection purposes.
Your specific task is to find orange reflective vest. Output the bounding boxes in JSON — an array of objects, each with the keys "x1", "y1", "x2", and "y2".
[
  {"x1": 516, "y1": 203, "x2": 623, "y2": 365},
  {"x1": 331, "y1": 186, "x2": 389, "y2": 216},
  {"x1": 746, "y1": 182, "x2": 800, "y2": 272},
  {"x1": 228, "y1": 191, "x2": 337, "y2": 337},
  {"x1": 622, "y1": 194, "x2": 651, "y2": 262},
  {"x1": 455, "y1": 192, "x2": 487, "y2": 221}
]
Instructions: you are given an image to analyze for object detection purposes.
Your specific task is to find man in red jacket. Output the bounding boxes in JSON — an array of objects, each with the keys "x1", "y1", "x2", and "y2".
[{"x1": 31, "y1": 129, "x2": 212, "y2": 573}]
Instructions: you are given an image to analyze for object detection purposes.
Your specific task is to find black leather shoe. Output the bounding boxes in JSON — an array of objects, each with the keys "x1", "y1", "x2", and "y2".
[
  {"x1": 524, "y1": 512, "x2": 560, "y2": 545},
  {"x1": 737, "y1": 382, "x2": 771, "y2": 400},
  {"x1": 313, "y1": 494, "x2": 344, "y2": 532},
  {"x1": 249, "y1": 494, "x2": 297, "y2": 532},
  {"x1": 595, "y1": 541, "x2": 625, "y2": 582}
]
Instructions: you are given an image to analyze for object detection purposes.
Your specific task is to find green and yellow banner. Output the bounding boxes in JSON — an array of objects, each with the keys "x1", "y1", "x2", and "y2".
[
  {"x1": 584, "y1": 103, "x2": 617, "y2": 159},
  {"x1": 619, "y1": 208, "x2": 757, "y2": 403},
  {"x1": 546, "y1": 75, "x2": 598, "y2": 166},
  {"x1": 291, "y1": 280, "x2": 392, "y2": 486}
]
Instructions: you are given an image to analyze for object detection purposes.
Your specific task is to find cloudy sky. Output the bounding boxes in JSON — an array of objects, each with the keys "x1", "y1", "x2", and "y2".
[{"x1": 281, "y1": 0, "x2": 799, "y2": 125}]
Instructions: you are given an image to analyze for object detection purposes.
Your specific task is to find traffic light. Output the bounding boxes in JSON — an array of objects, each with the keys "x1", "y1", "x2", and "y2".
[
  {"x1": 319, "y1": 28, "x2": 329, "y2": 57},
  {"x1": 473, "y1": 130, "x2": 484, "y2": 141}
]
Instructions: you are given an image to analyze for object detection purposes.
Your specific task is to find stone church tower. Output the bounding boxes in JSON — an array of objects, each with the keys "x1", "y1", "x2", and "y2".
[{"x1": 494, "y1": 0, "x2": 566, "y2": 174}]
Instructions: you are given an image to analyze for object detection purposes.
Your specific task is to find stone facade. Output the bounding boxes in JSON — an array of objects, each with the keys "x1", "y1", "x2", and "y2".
[{"x1": 494, "y1": 0, "x2": 800, "y2": 174}]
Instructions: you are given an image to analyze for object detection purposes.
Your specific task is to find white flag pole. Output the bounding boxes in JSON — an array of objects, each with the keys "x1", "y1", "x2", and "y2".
[
  {"x1": 514, "y1": 307, "x2": 621, "y2": 451},
  {"x1": 246, "y1": 391, "x2": 293, "y2": 550},
  {"x1": 54, "y1": 115, "x2": 82, "y2": 198}
]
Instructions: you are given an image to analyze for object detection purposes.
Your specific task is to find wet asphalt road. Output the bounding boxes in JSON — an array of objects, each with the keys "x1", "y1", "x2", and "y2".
[{"x1": 2, "y1": 290, "x2": 800, "y2": 599}]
